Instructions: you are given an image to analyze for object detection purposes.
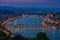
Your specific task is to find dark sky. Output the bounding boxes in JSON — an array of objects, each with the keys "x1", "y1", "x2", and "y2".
[{"x1": 0, "y1": 0, "x2": 60, "y2": 7}]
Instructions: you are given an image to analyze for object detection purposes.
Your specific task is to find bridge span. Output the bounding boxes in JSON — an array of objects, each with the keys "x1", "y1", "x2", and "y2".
[
  {"x1": 2, "y1": 14, "x2": 28, "y2": 26},
  {"x1": 0, "y1": 14, "x2": 28, "y2": 36}
]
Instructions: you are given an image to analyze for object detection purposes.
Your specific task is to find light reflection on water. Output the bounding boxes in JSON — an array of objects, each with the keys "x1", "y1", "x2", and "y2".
[{"x1": 5, "y1": 15, "x2": 60, "y2": 40}]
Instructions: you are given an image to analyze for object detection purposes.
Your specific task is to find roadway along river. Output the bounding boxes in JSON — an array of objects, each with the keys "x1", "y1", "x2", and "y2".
[{"x1": 5, "y1": 15, "x2": 60, "y2": 40}]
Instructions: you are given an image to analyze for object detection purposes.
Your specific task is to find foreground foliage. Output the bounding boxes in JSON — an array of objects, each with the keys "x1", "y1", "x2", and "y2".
[{"x1": 0, "y1": 31, "x2": 49, "y2": 40}]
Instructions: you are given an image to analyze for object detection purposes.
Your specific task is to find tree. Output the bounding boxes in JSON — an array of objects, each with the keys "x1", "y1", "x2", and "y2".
[{"x1": 36, "y1": 32, "x2": 49, "y2": 40}]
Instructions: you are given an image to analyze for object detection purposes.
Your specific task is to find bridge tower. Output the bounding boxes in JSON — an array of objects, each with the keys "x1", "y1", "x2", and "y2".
[
  {"x1": 14, "y1": 21, "x2": 17, "y2": 28},
  {"x1": 13, "y1": 21, "x2": 17, "y2": 31}
]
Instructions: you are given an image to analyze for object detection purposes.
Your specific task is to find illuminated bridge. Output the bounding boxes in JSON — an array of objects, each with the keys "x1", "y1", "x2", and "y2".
[{"x1": 1, "y1": 15, "x2": 60, "y2": 40}]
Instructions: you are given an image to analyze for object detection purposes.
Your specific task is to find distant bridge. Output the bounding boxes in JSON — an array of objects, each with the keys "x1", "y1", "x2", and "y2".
[
  {"x1": 1, "y1": 14, "x2": 28, "y2": 35},
  {"x1": 2, "y1": 14, "x2": 28, "y2": 25}
]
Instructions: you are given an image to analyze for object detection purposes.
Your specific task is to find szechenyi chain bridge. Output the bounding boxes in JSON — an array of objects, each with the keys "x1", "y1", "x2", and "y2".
[{"x1": 0, "y1": 14, "x2": 60, "y2": 40}]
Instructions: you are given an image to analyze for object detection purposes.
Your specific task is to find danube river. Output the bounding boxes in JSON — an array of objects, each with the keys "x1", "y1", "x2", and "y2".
[{"x1": 5, "y1": 15, "x2": 60, "y2": 40}]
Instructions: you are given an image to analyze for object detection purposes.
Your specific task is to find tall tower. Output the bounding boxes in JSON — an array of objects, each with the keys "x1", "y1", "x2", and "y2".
[
  {"x1": 14, "y1": 21, "x2": 17, "y2": 28},
  {"x1": 41, "y1": 22, "x2": 46, "y2": 32},
  {"x1": 41, "y1": 22, "x2": 46, "y2": 27}
]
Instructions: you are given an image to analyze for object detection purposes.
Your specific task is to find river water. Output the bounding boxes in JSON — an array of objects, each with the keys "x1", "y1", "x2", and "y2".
[{"x1": 5, "y1": 15, "x2": 60, "y2": 40}]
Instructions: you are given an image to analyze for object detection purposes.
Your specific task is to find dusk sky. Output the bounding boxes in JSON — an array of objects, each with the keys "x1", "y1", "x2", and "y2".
[{"x1": 0, "y1": 0, "x2": 60, "y2": 7}]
